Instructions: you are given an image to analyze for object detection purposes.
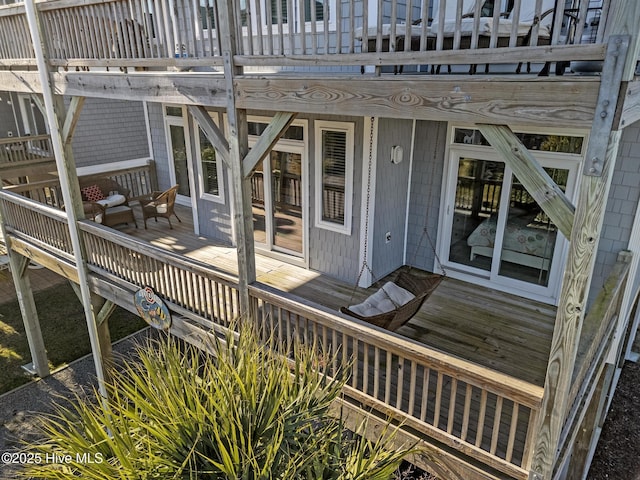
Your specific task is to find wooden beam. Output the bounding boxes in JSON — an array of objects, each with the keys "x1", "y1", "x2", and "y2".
[
  {"x1": 477, "y1": 124, "x2": 575, "y2": 239},
  {"x1": 605, "y1": 1, "x2": 640, "y2": 81},
  {"x1": 0, "y1": 159, "x2": 57, "y2": 179},
  {"x1": 61, "y1": 96, "x2": 85, "y2": 146},
  {"x1": 187, "y1": 105, "x2": 231, "y2": 168},
  {"x1": 242, "y1": 112, "x2": 297, "y2": 177},
  {"x1": 236, "y1": 42, "x2": 606, "y2": 68},
  {"x1": 529, "y1": 36, "x2": 631, "y2": 480},
  {"x1": 0, "y1": 71, "x2": 602, "y2": 129},
  {"x1": 236, "y1": 76, "x2": 600, "y2": 129},
  {"x1": 95, "y1": 299, "x2": 116, "y2": 327},
  {"x1": 9, "y1": 236, "x2": 80, "y2": 282},
  {"x1": 29, "y1": 94, "x2": 45, "y2": 119}
]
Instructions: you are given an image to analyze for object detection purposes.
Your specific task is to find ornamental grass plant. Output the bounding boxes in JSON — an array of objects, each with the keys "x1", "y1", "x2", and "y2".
[{"x1": 20, "y1": 324, "x2": 416, "y2": 479}]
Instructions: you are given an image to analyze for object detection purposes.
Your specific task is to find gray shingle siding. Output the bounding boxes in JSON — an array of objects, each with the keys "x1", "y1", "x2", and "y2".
[
  {"x1": 405, "y1": 120, "x2": 447, "y2": 272},
  {"x1": 70, "y1": 98, "x2": 149, "y2": 167},
  {"x1": 371, "y1": 118, "x2": 413, "y2": 279},
  {"x1": 0, "y1": 95, "x2": 18, "y2": 136},
  {"x1": 589, "y1": 123, "x2": 640, "y2": 304}
]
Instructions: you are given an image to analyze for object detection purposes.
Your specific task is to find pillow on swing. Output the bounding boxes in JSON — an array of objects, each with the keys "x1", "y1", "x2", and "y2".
[{"x1": 348, "y1": 281, "x2": 415, "y2": 318}]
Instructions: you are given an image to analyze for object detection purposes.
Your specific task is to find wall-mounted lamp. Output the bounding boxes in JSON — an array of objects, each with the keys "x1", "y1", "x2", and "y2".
[{"x1": 390, "y1": 145, "x2": 404, "y2": 164}]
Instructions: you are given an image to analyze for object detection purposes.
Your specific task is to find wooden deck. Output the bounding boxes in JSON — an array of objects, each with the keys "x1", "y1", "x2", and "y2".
[{"x1": 120, "y1": 203, "x2": 555, "y2": 387}]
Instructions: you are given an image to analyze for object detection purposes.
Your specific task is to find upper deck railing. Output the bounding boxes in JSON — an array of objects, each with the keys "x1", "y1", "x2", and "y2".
[{"x1": 0, "y1": 0, "x2": 609, "y2": 73}]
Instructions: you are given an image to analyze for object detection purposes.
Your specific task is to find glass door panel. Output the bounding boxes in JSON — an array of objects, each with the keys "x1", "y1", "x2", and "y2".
[
  {"x1": 496, "y1": 168, "x2": 567, "y2": 286},
  {"x1": 271, "y1": 151, "x2": 303, "y2": 254},
  {"x1": 169, "y1": 124, "x2": 191, "y2": 198},
  {"x1": 251, "y1": 162, "x2": 267, "y2": 245},
  {"x1": 448, "y1": 158, "x2": 505, "y2": 272}
]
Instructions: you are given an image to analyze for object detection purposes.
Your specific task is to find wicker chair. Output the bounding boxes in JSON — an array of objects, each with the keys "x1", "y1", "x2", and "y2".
[
  {"x1": 141, "y1": 185, "x2": 181, "y2": 229},
  {"x1": 79, "y1": 177, "x2": 137, "y2": 228}
]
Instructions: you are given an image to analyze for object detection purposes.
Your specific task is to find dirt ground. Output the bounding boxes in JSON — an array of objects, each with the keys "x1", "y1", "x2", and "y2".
[{"x1": 587, "y1": 359, "x2": 640, "y2": 480}]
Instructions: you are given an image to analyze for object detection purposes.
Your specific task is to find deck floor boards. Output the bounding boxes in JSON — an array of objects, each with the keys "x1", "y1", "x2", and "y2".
[{"x1": 119, "y1": 204, "x2": 555, "y2": 387}]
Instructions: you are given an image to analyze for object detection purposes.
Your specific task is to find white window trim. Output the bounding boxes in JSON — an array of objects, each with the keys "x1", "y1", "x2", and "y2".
[
  {"x1": 314, "y1": 120, "x2": 354, "y2": 235},
  {"x1": 193, "y1": 111, "x2": 225, "y2": 204}
]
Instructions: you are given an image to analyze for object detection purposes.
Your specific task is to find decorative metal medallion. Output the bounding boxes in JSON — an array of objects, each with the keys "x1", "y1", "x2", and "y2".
[{"x1": 134, "y1": 286, "x2": 172, "y2": 330}]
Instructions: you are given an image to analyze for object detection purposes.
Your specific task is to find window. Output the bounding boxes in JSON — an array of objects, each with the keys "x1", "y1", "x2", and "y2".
[
  {"x1": 248, "y1": 121, "x2": 304, "y2": 140},
  {"x1": 269, "y1": 0, "x2": 325, "y2": 24},
  {"x1": 453, "y1": 128, "x2": 584, "y2": 154},
  {"x1": 315, "y1": 121, "x2": 354, "y2": 234},
  {"x1": 195, "y1": 122, "x2": 225, "y2": 203}
]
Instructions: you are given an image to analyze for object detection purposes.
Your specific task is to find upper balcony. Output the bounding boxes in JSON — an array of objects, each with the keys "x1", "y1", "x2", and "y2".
[{"x1": 0, "y1": 0, "x2": 611, "y2": 76}]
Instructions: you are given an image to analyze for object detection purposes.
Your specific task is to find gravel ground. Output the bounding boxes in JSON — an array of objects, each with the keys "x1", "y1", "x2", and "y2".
[{"x1": 0, "y1": 328, "x2": 154, "y2": 478}]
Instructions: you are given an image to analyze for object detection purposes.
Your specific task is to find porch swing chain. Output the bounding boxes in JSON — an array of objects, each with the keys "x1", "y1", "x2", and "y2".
[
  {"x1": 350, "y1": 117, "x2": 401, "y2": 309},
  {"x1": 354, "y1": 116, "x2": 376, "y2": 288},
  {"x1": 407, "y1": 121, "x2": 447, "y2": 277}
]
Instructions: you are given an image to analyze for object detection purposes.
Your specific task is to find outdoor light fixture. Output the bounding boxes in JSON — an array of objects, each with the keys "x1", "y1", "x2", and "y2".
[{"x1": 390, "y1": 145, "x2": 404, "y2": 164}]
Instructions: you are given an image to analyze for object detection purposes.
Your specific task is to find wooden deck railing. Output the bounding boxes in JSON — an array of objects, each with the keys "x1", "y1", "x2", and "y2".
[
  {"x1": 0, "y1": 134, "x2": 54, "y2": 175},
  {"x1": 0, "y1": 190, "x2": 544, "y2": 478},
  {"x1": 0, "y1": 190, "x2": 73, "y2": 258},
  {"x1": 79, "y1": 220, "x2": 242, "y2": 327},
  {"x1": 249, "y1": 283, "x2": 543, "y2": 478},
  {"x1": 0, "y1": 4, "x2": 33, "y2": 63},
  {"x1": 6, "y1": 158, "x2": 158, "y2": 207},
  {"x1": 0, "y1": 0, "x2": 609, "y2": 71}
]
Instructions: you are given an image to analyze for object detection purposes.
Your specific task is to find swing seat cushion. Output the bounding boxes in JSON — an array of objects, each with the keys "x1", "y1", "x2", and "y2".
[
  {"x1": 348, "y1": 282, "x2": 415, "y2": 317},
  {"x1": 340, "y1": 272, "x2": 443, "y2": 331}
]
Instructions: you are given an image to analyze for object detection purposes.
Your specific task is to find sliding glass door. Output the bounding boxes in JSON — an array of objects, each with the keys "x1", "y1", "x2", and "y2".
[{"x1": 440, "y1": 128, "x2": 583, "y2": 303}]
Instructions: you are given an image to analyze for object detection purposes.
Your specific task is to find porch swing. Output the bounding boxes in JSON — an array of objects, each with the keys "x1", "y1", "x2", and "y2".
[{"x1": 339, "y1": 119, "x2": 444, "y2": 331}]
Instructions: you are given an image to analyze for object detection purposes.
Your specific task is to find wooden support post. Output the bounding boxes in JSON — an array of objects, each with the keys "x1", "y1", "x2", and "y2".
[
  {"x1": 92, "y1": 294, "x2": 115, "y2": 382},
  {"x1": 24, "y1": 0, "x2": 110, "y2": 400},
  {"x1": 6, "y1": 250, "x2": 49, "y2": 377},
  {"x1": 219, "y1": 0, "x2": 255, "y2": 315},
  {"x1": 477, "y1": 124, "x2": 575, "y2": 240},
  {"x1": 528, "y1": 36, "x2": 630, "y2": 480}
]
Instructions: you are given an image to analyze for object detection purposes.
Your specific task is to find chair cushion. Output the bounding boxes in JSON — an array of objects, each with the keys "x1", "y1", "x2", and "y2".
[
  {"x1": 81, "y1": 184, "x2": 105, "y2": 202},
  {"x1": 147, "y1": 202, "x2": 168, "y2": 214},
  {"x1": 96, "y1": 194, "x2": 126, "y2": 208},
  {"x1": 348, "y1": 281, "x2": 415, "y2": 318}
]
